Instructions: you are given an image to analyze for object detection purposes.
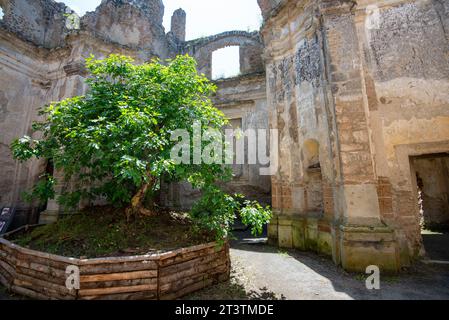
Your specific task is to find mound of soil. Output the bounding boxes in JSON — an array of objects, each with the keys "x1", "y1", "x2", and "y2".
[{"x1": 10, "y1": 206, "x2": 214, "y2": 259}]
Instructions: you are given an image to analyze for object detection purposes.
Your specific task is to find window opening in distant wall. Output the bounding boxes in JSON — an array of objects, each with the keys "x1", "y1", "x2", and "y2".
[{"x1": 212, "y1": 46, "x2": 240, "y2": 80}]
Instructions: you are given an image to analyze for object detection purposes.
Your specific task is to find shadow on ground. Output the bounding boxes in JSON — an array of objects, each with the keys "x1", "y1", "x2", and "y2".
[
  {"x1": 422, "y1": 231, "x2": 449, "y2": 261},
  {"x1": 185, "y1": 253, "x2": 287, "y2": 300},
  {"x1": 189, "y1": 227, "x2": 449, "y2": 300},
  {"x1": 2, "y1": 227, "x2": 449, "y2": 300}
]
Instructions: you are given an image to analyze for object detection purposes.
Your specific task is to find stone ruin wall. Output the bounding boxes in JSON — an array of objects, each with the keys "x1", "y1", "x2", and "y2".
[
  {"x1": 182, "y1": 31, "x2": 264, "y2": 79},
  {"x1": 162, "y1": 30, "x2": 269, "y2": 209},
  {"x1": 1, "y1": 0, "x2": 448, "y2": 272},
  {"x1": 0, "y1": 0, "x2": 268, "y2": 225},
  {"x1": 259, "y1": 0, "x2": 449, "y2": 270}
]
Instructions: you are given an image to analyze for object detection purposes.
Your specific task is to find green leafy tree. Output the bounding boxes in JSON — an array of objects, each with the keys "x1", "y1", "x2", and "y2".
[{"x1": 11, "y1": 54, "x2": 271, "y2": 241}]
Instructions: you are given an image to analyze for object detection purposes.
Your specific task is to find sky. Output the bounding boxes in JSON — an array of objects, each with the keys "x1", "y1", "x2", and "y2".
[{"x1": 59, "y1": 0, "x2": 263, "y2": 78}]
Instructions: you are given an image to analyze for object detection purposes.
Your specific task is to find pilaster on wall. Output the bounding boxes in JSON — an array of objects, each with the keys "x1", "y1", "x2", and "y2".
[
  {"x1": 258, "y1": 0, "x2": 409, "y2": 271},
  {"x1": 320, "y1": 2, "x2": 382, "y2": 226},
  {"x1": 320, "y1": 1, "x2": 398, "y2": 271},
  {"x1": 262, "y1": 0, "x2": 339, "y2": 262}
]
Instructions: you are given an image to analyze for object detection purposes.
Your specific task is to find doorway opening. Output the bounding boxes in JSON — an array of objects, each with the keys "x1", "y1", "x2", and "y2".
[{"x1": 410, "y1": 153, "x2": 449, "y2": 261}]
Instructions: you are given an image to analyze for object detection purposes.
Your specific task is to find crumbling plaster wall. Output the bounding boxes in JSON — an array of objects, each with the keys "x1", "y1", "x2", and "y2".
[
  {"x1": 81, "y1": 0, "x2": 171, "y2": 59},
  {"x1": 258, "y1": 0, "x2": 285, "y2": 19},
  {"x1": 0, "y1": 31, "x2": 62, "y2": 224},
  {"x1": 0, "y1": 0, "x2": 72, "y2": 48},
  {"x1": 211, "y1": 73, "x2": 271, "y2": 203},
  {"x1": 260, "y1": 0, "x2": 449, "y2": 271},
  {"x1": 260, "y1": 0, "x2": 339, "y2": 260},
  {"x1": 358, "y1": 0, "x2": 449, "y2": 260},
  {"x1": 0, "y1": 0, "x2": 268, "y2": 221},
  {"x1": 0, "y1": 0, "x2": 176, "y2": 223}
]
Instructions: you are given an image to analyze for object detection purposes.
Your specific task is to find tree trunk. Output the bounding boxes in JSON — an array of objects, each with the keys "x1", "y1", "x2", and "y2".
[{"x1": 126, "y1": 176, "x2": 157, "y2": 220}]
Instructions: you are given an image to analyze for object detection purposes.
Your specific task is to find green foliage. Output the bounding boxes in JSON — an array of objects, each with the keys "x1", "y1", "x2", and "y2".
[
  {"x1": 12, "y1": 54, "x2": 223, "y2": 205},
  {"x1": 22, "y1": 174, "x2": 56, "y2": 205},
  {"x1": 191, "y1": 187, "x2": 272, "y2": 244},
  {"x1": 191, "y1": 187, "x2": 241, "y2": 243},
  {"x1": 240, "y1": 200, "x2": 272, "y2": 237},
  {"x1": 11, "y1": 54, "x2": 271, "y2": 242}
]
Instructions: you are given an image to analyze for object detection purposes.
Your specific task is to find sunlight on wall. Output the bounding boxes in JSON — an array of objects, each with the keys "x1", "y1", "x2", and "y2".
[
  {"x1": 58, "y1": 1, "x2": 262, "y2": 41},
  {"x1": 56, "y1": 1, "x2": 259, "y2": 78},
  {"x1": 212, "y1": 46, "x2": 240, "y2": 80}
]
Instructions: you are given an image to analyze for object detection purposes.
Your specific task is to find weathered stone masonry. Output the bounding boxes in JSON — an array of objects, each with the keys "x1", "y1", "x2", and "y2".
[
  {"x1": 0, "y1": 0, "x2": 269, "y2": 224},
  {"x1": 259, "y1": 0, "x2": 449, "y2": 271},
  {"x1": 182, "y1": 31, "x2": 264, "y2": 79},
  {"x1": 0, "y1": 0, "x2": 171, "y2": 226},
  {"x1": 1, "y1": 0, "x2": 448, "y2": 272}
]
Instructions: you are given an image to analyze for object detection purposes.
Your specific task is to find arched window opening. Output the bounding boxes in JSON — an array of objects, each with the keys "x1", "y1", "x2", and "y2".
[
  {"x1": 212, "y1": 46, "x2": 240, "y2": 80},
  {"x1": 0, "y1": 7, "x2": 4, "y2": 21}
]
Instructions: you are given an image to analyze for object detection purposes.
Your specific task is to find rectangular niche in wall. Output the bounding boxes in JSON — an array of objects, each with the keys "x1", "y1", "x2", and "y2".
[{"x1": 225, "y1": 118, "x2": 244, "y2": 179}]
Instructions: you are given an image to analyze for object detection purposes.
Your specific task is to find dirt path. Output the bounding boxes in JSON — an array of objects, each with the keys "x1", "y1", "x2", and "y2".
[
  {"x1": 189, "y1": 230, "x2": 449, "y2": 300},
  {"x1": 2, "y1": 231, "x2": 449, "y2": 300},
  {"x1": 228, "y1": 244, "x2": 449, "y2": 300}
]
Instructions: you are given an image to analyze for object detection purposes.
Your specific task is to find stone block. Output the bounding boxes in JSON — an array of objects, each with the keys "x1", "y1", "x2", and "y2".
[
  {"x1": 340, "y1": 225, "x2": 399, "y2": 273},
  {"x1": 317, "y1": 220, "x2": 333, "y2": 256},
  {"x1": 278, "y1": 217, "x2": 293, "y2": 248},
  {"x1": 267, "y1": 216, "x2": 279, "y2": 245},
  {"x1": 342, "y1": 184, "x2": 382, "y2": 225},
  {"x1": 317, "y1": 230, "x2": 333, "y2": 256},
  {"x1": 305, "y1": 217, "x2": 318, "y2": 251},
  {"x1": 292, "y1": 218, "x2": 305, "y2": 250},
  {"x1": 38, "y1": 210, "x2": 59, "y2": 225}
]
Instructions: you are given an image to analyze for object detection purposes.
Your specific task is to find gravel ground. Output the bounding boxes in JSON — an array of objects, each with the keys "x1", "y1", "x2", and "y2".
[
  {"x1": 2, "y1": 230, "x2": 449, "y2": 300},
  {"x1": 224, "y1": 244, "x2": 449, "y2": 300},
  {"x1": 187, "y1": 230, "x2": 449, "y2": 300}
]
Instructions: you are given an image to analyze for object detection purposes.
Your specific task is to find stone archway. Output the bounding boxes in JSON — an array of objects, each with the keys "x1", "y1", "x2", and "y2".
[{"x1": 183, "y1": 31, "x2": 264, "y2": 78}]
